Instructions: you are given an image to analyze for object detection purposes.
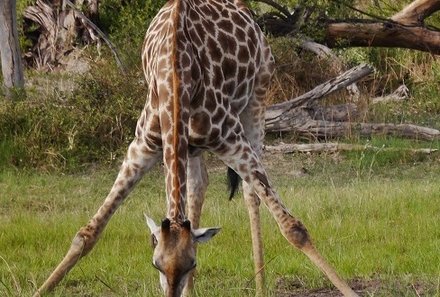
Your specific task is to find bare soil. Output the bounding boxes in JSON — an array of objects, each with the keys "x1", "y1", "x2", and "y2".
[{"x1": 275, "y1": 277, "x2": 432, "y2": 297}]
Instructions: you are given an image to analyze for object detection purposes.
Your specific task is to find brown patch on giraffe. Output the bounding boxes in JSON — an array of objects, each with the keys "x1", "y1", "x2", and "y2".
[
  {"x1": 222, "y1": 81, "x2": 236, "y2": 96},
  {"x1": 181, "y1": 52, "x2": 191, "y2": 69},
  {"x1": 242, "y1": 151, "x2": 249, "y2": 160},
  {"x1": 178, "y1": 138, "x2": 188, "y2": 157},
  {"x1": 208, "y1": 127, "x2": 220, "y2": 143},
  {"x1": 246, "y1": 63, "x2": 255, "y2": 79},
  {"x1": 231, "y1": 10, "x2": 247, "y2": 27},
  {"x1": 204, "y1": 20, "x2": 217, "y2": 38},
  {"x1": 146, "y1": 133, "x2": 162, "y2": 148},
  {"x1": 201, "y1": 4, "x2": 220, "y2": 20},
  {"x1": 212, "y1": 66, "x2": 223, "y2": 89},
  {"x1": 237, "y1": 66, "x2": 247, "y2": 80},
  {"x1": 287, "y1": 221, "x2": 310, "y2": 249},
  {"x1": 207, "y1": 37, "x2": 222, "y2": 62},
  {"x1": 191, "y1": 62, "x2": 201, "y2": 83},
  {"x1": 160, "y1": 110, "x2": 171, "y2": 129},
  {"x1": 212, "y1": 107, "x2": 225, "y2": 123},
  {"x1": 191, "y1": 112, "x2": 211, "y2": 135},
  {"x1": 149, "y1": 114, "x2": 161, "y2": 132},
  {"x1": 222, "y1": 57, "x2": 238, "y2": 79},
  {"x1": 218, "y1": 19, "x2": 233, "y2": 33},
  {"x1": 203, "y1": 90, "x2": 216, "y2": 111},
  {"x1": 193, "y1": 22, "x2": 206, "y2": 43},
  {"x1": 123, "y1": 166, "x2": 134, "y2": 178},
  {"x1": 235, "y1": 27, "x2": 246, "y2": 42},
  {"x1": 206, "y1": 0, "x2": 221, "y2": 13},
  {"x1": 221, "y1": 117, "x2": 237, "y2": 136},
  {"x1": 247, "y1": 39, "x2": 256, "y2": 58},
  {"x1": 218, "y1": 31, "x2": 237, "y2": 55},
  {"x1": 254, "y1": 171, "x2": 270, "y2": 190},
  {"x1": 238, "y1": 163, "x2": 248, "y2": 173},
  {"x1": 225, "y1": 132, "x2": 238, "y2": 144},
  {"x1": 237, "y1": 46, "x2": 250, "y2": 63}
]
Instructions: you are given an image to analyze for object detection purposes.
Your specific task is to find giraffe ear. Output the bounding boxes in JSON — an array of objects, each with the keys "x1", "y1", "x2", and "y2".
[
  {"x1": 144, "y1": 214, "x2": 159, "y2": 234},
  {"x1": 192, "y1": 227, "x2": 221, "y2": 243}
]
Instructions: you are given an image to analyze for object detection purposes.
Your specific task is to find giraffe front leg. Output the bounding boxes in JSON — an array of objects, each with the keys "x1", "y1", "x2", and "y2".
[
  {"x1": 213, "y1": 136, "x2": 358, "y2": 297},
  {"x1": 243, "y1": 183, "x2": 266, "y2": 296},
  {"x1": 183, "y1": 154, "x2": 209, "y2": 297},
  {"x1": 34, "y1": 139, "x2": 161, "y2": 297}
]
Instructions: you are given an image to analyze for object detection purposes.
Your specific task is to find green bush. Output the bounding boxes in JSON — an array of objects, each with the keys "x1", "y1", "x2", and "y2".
[
  {"x1": 0, "y1": 62, "x2": 147, "y2": 171},
  {"x1": 99, "y1": 0, "x2": 167, "y2": 67}
]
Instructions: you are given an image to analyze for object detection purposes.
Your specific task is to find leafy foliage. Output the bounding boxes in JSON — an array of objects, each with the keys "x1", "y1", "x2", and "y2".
[
  {"x1": 0, "y1": 62, "x2": 146, "y2": 170},
  {"x1": 4, "y1": 0, "x2": 440, "y2": 171},
  {"x1": 99, "y1": 0, "x2": 167, "y2": 67}
]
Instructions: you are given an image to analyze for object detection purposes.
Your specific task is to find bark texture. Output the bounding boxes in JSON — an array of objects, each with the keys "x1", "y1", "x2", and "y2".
[
  {"x1": 256, "y1": 0, "x2": 440, "y2": 55},
  {"x1": 265, "y1": 64, "x2": 440, "y2": 141},
  {"x1": 22, "y1": 0, "x2": 117, "y2": 70},
  {"x1": 0, "y1": 0, "x2": 24, "y2": 97},
  {"x1": 325, "y1": 0, "x2": 440, "y2": 54}
]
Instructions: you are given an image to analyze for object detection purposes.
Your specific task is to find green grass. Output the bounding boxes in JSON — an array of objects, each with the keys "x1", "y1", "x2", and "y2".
[{"x1": 1, "y1": 147, "x2": 440, "y2": 296}]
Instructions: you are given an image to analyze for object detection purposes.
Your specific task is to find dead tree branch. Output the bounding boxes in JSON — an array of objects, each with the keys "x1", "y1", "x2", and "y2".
[
  {"x1": 264, "y1": 142, "x2": 438, "y2": 154},
  {"x1": 325, "y1": 0, "x2": 440, "y2": 54}
]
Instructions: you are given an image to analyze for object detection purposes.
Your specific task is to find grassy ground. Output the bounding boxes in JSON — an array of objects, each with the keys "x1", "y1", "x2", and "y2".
[{"x1": 1, "y1": 139, "x2": 440, "y2": 296}]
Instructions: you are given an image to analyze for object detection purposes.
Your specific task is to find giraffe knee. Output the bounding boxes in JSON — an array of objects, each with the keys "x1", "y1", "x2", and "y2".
[
  {"x1": 284, "y1": 220, "x2": 310, "y2": 249},
  {"x1": 77, "y1": 224, "x2": 101, "y2": 254}
]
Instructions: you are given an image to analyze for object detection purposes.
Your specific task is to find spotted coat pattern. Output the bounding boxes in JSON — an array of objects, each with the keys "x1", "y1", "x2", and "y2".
[{"x1": 34, "y1": 1, "x2": 358, "y2": 297}]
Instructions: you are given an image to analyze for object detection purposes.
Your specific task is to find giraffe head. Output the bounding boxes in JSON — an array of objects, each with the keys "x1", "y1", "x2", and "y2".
[{"x1": 145, "y1": 215, "x2": 220, "y2": 297}]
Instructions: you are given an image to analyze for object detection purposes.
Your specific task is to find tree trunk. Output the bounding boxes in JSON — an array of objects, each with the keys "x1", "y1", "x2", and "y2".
[
  {"x1": 325, "y1": 0, "x2": 440, "y2": 54},
  {"x1": 255, "y1": 0, "x2": 440, "y2": 55},
  {"x1": 23, "y1": 0, "x2": 124, "y2": 72},
  {"x1": 0, "y1": 0, "x2": 24, "y2": 99},
  {"x1": 23, "y1": 0, "x2": 98, "y2": 69}
]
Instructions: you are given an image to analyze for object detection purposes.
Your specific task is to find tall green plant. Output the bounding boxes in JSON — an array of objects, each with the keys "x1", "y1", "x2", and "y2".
[{"x1": 99, "y1": 0, "x2": 166, "y2": 67}]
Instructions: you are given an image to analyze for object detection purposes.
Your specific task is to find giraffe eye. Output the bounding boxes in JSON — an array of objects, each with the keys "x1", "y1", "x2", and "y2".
[
  {"x1": 151, "y1": 234, "x2": 158, "y2": 248},
  {"x1": 188, "y1": 261, "x2": 197, "y2": 272},
  {"x1": 152, "y1": 261, "x2": 163, "y2": 273}
]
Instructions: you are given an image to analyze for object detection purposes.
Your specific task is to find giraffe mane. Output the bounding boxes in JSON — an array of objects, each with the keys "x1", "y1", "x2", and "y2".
[{"x1": 171, "y1": 0, "x2": 184, "y2": 221}]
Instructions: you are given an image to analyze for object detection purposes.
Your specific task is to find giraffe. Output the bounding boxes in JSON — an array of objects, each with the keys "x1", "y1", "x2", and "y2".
[{"x1": 33, "y1": 0, "x2": 359, "y2": 296}]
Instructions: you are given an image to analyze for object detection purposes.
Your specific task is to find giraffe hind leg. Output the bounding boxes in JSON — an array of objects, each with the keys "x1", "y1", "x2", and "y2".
[
  {"x1": 33, "y1": 139, "x2": 161, "y2": 296},
  {"x1": 211, "y1": 130, "x2": 359, "y2": 297},
  {"x1": 239, "y1": 101, "x2": 267, "y2": 296}
]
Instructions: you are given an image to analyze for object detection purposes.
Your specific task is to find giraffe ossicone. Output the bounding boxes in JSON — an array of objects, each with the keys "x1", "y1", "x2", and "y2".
[{"x1": 33, "y1": 0, "x2": 358, "y2": 296}]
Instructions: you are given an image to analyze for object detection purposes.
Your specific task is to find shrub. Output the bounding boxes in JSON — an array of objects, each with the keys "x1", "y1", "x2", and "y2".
[{"x1": 0, "y1": 61, "x2": 147, "y2": 171}]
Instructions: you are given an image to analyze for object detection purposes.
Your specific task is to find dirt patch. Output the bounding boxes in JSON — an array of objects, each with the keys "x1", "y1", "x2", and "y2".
[{"x1": 275, "y1": 277, "x2": 433, "y2": 297}]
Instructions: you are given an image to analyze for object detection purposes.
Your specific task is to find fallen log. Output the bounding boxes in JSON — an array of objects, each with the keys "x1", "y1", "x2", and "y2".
[
  {"x1": 265, "y1": 64, "x2": 374, "y2": 122},
  {"x1": 255, "y1": 0, "x2": 440, "y2": 55},
  {"x1": 325, "y1": 0, "x2": 440, "y2": 54},
  {"x1": 309, "y1": 84, "x2": 409, "y2": 122},
  {"x1": 299, "y1": 39, "x2": 360, "y2": 101},
  {"x1": 371, "y1": 85, "x2": 409, "y2": 104},
  {"x1": 264, "y1": 142, "x2": 438, "y2": 154},
  {"x1": 325, "y1": 20, "x2": 440, "y2": 54},
  {"x1": 265, "y1": 63, "x2": 439, "y2": 141},
  {"x1": 295, "y1": 121, "x2": 440, "y2": 141}
]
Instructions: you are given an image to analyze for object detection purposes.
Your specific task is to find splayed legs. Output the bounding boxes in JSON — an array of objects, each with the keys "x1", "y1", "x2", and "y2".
[{"x1": 33, "y1": 139, "x2": 160, "y2": 296}]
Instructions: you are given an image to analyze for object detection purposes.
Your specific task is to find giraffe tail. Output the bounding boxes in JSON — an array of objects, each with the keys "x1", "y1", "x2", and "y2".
[{"x1": 227, "y1": 167, "x2": 241, "y2": 200}]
